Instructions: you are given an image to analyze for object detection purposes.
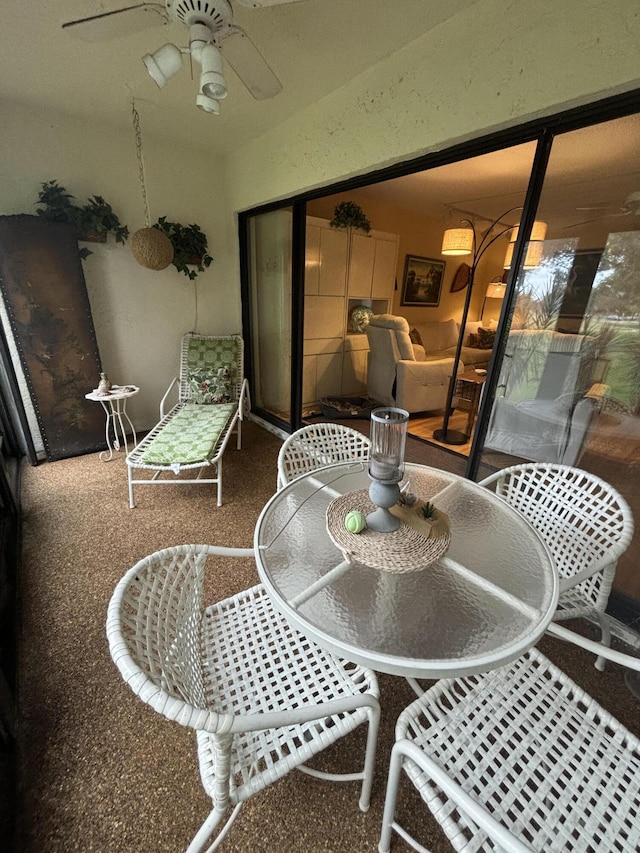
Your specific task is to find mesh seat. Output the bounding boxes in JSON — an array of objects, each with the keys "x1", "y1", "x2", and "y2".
[
  {"x1": 277, "y1": 422, "x2": 370, "y2": 489},
  {"x1": 479, "y1": 462, "x2": 634, "y2": 669},
  {"x1": 126, "y1": 333, "x2": 250, "y2": 508},
  {"x1": 379, "y1": 644, "x2": 640, "y2": 853},
  {"x1": 107, "y1": 544, "x2": 380, "y2": 853}
]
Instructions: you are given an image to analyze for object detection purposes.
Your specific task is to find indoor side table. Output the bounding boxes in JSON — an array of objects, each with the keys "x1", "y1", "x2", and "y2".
[
  {"x1": 454, "y1": 369, "x2": 487, "y2": 441},
  {"x1": 254, "y1": 462, "x2": 558, "y2": 680},
  {"x1": 85, "y1": 385, "x2": 139, "y2": 462}
]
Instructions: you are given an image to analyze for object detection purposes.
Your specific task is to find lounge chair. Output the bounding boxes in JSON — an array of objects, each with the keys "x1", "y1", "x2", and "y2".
[{"x1": 126, "y1": 333, "x2": 249, "y2": 507}]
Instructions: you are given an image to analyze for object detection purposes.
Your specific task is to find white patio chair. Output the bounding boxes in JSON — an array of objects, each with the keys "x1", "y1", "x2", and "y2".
[
  {"x1": 277, "y1": 422, "x2": 370, "y2": 489},
  {"x1": 107, "y1": 544, "x2": 380, "y2": 853},
  {"x1": 479, "y1": 462, "x2": 634, "y2": 670},
  {"x1": 379, "y1": 623, "x2": 640, "y2": 853}
]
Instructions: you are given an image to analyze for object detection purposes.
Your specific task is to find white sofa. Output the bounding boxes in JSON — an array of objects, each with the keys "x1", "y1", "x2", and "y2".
[
  {"x1": 409, "y1": 318, "x2": 497, "y2": 367},
  {"x1": 485, "y1": 328, "x2": 608, "y2": 466},
  {"x1": 365, "y1": 314, "x2": 464, "y2": 414}
]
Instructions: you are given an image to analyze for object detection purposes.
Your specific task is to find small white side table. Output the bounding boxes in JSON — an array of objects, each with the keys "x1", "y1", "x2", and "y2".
[{"x1": 85, "y1": 385, "x2": 140, "y2": 462}]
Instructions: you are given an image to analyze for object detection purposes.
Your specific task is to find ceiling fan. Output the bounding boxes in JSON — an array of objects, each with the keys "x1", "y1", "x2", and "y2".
[
  {"x1": 62, "y1": 0, "x2": 306, "y2": 113},
  {"x1": 563, "y1": 191, "x2": 640, "y2": 229}
]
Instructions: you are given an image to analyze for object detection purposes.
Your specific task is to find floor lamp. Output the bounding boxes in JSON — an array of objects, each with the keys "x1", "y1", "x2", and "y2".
[{"x1": 433, "y1": 209, "x2": 546, "y2": 445}]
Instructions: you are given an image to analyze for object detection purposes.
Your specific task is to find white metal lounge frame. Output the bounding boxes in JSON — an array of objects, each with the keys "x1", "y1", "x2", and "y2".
[
  {"x1": 277, "y1": 422, "x2": 371, "y2": 489},
  {"x1": 107, "y1": 544, "x2": 380, "y2": 853},
  {"x1": 379, "y1": 623, "x2": 640, "y2": 853},
  {"x1": 479, "y1": 462, "x2": 634, "y2": 670},
  {"x1": 126, "y1": 333, "x2": 250, "y2": 508}
]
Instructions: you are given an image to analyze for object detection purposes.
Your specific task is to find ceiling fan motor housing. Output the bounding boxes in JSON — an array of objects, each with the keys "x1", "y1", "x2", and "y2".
[{"x1": 167, "y1": 0, "x2": 233, "y2": 32}]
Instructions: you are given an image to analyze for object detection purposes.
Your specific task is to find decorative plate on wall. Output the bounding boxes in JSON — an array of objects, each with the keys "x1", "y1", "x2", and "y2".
[
  {"x1": 349, "y1": 304, "x2": 374, "y2": 333},
  {"x1": 450, "y1": 262, "x2": 471, "y2": 293}
]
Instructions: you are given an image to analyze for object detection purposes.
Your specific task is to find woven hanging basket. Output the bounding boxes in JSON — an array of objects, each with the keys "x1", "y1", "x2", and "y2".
[{"x1": 130, "y1": 227, "x2": 174, "y2": 271}]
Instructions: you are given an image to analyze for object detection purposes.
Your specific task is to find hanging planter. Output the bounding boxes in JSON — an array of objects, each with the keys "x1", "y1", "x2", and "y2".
[
  {"x1": 35, "y1": 181, "x2": 129, "y2": 259},
  {"x1": 329, "y1": 201, "x2": 371, "y2": 233},
  {"x1": 130, "y1": 227, "x2": 174, "y2": 271},
  {"x1": 152, "y1": 217, "x2": 213, "y2": 280}
]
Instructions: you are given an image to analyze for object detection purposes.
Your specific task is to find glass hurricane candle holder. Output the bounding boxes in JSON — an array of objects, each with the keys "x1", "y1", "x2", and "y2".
[{"x1": 366, "y1": 407, "x2": 409, "y2": 532}]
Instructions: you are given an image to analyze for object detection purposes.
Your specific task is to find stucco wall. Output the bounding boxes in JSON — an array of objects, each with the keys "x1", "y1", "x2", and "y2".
[
  {"x1": 0, "y1": 100, "x2": 239, "y2": 430},
  {"x1": 2, "y1": 0, "x2": 640, "y2": 435},
  {"x1": 226, "y1": 0, "x2": 640, "y2": 215}
]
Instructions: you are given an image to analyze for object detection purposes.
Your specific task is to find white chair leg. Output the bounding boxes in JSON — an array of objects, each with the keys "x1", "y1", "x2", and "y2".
[
  {"x1": 595, "y1": 610, "x2": 612, "y2": 672},
  {"x1": 186, "y1": 803, "x2": 243, "y2": 853},
  {"x1": 127, "y1": 467, "x2": 136, "y2": 509},
  {"x1": 359, "y1": 704, "x2": 380, "y2": 812},
  {"x1": 378, "y1": 743, "x2": 403, "y2": 853},
  {"x1": 217, "y1": 458, "x2": 223, "y2": 507}
]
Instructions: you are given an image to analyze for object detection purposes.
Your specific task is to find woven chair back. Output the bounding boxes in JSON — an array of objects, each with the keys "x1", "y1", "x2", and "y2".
[
  {"x1": 179, "y1": 334, "x2": 244, "y2": 404},
  {"x1": 110, "y1": 544, "x2": 209, "y2": 710},
  {"x1": 278, "y1": 422, "x2": 370, "y2": 488},
  {"x1": 494, "y1": 463, "x2": 633, "y2": 600}
]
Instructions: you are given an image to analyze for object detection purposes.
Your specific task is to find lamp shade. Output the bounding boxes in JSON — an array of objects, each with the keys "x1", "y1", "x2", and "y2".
[
  {"x1": 485, "y1": 281, "x2": 507, "y2": 299},
  {"x1": 196, "y1": 93, "x2": 221, "y2": 114},
  {"x1": 142, "y1": 43, "x2": 183, "y2": 89},
  {"x1": 199, "y1": 44, "x2": 228, "y2": 100},
  {"x1": 508, "y1": 220, "x2": 548, "y2": 244},
  {"x1": 503, "y1": 220, "x2": 548, "y2": 269},
  {"x1": 441, "y1": 227, "x2": 474, "y2": 256}
]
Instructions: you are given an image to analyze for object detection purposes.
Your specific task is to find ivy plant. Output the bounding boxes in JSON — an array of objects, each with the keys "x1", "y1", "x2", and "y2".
[
  {"x1": 152, "y1": 217, "x2": 213, "y2": 280},
  {"x1": 35, "y1": 180, "x2": 129, "y2": 259},
  {"x1": 329, "y1": 201, "x2": 371, "y2": 233}
]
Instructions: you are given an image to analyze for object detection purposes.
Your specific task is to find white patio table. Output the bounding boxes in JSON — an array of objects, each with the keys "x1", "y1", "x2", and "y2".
[{"x1": 254, "y1": 462, "x2": 558, "y2": 680}]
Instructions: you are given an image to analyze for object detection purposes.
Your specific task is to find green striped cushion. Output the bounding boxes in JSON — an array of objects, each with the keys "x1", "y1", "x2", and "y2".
[{"x1": 141, "y1": 403, "x2": 236, "y2": 466}]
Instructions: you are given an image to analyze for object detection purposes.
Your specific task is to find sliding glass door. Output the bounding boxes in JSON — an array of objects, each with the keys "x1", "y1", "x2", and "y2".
[
  {"x1": 244, "y1": 208, "x2": 293, "y2": 427},
  {"x1": 477, "y1": 113, "x2": 640, "y2": 611}
]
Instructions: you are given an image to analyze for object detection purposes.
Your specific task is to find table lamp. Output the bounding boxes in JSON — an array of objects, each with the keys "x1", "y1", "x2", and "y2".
[{"x1": 367, "y1": 407, "x2": 409, "y2": 532}]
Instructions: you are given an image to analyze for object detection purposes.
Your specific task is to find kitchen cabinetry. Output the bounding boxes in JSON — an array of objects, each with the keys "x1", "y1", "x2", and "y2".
[{"x1": 303, "y1": 216, "x2": 399, "y2": 411}]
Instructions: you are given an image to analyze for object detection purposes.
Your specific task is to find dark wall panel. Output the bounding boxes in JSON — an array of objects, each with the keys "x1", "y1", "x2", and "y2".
[{"x1": 0, "y1": 215, "x2": 105, "y2": 460}]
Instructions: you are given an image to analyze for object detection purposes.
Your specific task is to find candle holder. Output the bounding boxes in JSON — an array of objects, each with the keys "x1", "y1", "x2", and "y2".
[{"x1": 366, "y1": 407, "x2": 409, "y2": 532}]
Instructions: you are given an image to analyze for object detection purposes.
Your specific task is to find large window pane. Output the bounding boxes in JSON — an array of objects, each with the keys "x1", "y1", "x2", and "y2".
[
  {"x1": 247, "y1": 209, "x2": 293, "y2": 424},
  {"x1": 480, "y1": 114, "x2": 640, "y2": 608}
]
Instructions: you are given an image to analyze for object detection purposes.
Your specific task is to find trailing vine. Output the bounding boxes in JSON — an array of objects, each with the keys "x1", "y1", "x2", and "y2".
[
  {"x1": 152, "y1": 217, "x2": 213, "y2": 280},
  {"x1": 35, "y1": 180, "x2": 129, "y2": 258}
]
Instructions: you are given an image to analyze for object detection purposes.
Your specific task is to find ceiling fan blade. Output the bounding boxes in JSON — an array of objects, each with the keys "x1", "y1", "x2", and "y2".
[
  {"x1": 221, "y1": 28, "x2": 282, "y2": 100},
  {"x1": 234, "y1": 0, "x2": 307, "y2": 7},
  {"x1": 563, "y1": 211, "x2": 631, "y2": 230},
  {"x1": 62, "y1": 3, "x2": 168, "y2": 43}
]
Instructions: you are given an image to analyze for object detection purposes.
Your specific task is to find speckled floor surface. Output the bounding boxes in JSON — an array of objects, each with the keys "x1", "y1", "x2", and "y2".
[{"x1": 15, "y1": 420, "x2": 640, "y2": 852}]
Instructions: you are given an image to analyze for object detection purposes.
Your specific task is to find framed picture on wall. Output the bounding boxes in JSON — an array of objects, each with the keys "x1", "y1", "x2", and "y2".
[{"x1": 400, "y1": 255, "x2": 446, "y2": 306}]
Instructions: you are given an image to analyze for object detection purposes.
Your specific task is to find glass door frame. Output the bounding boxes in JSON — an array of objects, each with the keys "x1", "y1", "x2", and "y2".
[{"x1": 239, "y1": 87, "x2": 640, "y2": 458}]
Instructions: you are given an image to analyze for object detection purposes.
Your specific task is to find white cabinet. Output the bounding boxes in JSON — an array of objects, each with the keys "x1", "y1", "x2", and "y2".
[{"x1": 303, "y1": 217, "x2": 399, "y2": 411}]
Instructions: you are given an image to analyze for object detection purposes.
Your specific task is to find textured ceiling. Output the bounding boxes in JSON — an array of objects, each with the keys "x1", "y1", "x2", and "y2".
[
  {"x1": 1, "y1": 0, "x2": 479, "y2": 153},
  {"x1": 3, "y1": 1, "x2": 639, "y2": 237}
]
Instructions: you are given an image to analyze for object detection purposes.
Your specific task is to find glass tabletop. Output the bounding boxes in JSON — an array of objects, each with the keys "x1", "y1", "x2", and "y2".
[{"x1": 254, "y1": 462, "x2": 558, "y2": 678}]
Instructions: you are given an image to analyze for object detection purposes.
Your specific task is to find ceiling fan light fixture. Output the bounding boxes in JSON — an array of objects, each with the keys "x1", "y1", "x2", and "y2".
[
  {"x1": 196, "y1": 93, "x2": 221, "y2": 114},
  {"x1": 199, "y1": 44, "x2": 228, "y2": 99},
  {"x1": 142, "y1": 43, "x2": 183, "y2": 88}
]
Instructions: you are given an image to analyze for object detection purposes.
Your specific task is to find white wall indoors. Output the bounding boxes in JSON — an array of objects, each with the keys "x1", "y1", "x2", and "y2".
[{"x1": 0, "y1": 99, "x2": 238, "y2": 430}]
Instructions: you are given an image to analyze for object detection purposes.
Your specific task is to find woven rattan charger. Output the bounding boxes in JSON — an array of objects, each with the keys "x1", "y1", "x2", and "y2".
[{"x1": 326, "y1": 486, "x2": 451, "y2": 574}]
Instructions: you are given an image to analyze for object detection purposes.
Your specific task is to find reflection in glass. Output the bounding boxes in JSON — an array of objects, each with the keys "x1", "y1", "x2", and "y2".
[{"x1": 247, "y1": 209, "x2": 293, "y2": 423}]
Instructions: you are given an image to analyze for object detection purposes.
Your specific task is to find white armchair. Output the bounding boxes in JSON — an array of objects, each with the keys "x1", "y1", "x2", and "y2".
[
  {"x1": 485, "y1": 328, "x2": 608, "y2": 465},
  {"x1": 365, "y1": 314, "x2": 464, "y2": 414}
]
